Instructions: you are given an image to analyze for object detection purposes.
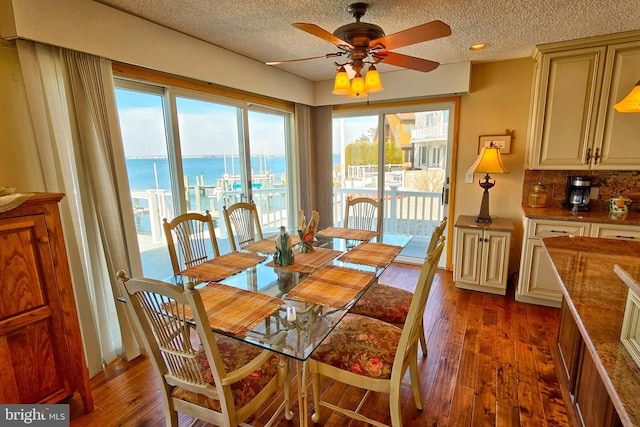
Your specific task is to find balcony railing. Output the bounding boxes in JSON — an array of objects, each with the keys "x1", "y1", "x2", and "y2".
[
  {"x1": 332, "y1": 187, "x2": 444, "y2": 236},
  {"x1": 131, "y1": 185, "x2": 444, "y2": 280},
  {"x1": 132, "y1": 185, "x2": 443, "y2": 246}
]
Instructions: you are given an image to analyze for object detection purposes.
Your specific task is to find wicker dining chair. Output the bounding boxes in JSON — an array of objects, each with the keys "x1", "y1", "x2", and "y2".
[
  {"x1": 344, "y1": 197, "x2": 383, "y2": 243},
  {"x1": 223, "y1": 201, "x2": 264, "y2": 252},
  {"x1": 163, "y1": 211, "x2": 220, "y2": 280},
  {"x1": 308, "y1": 238, "x2": 445, "y2": 427},
  {"x1": 349, "y1": 217, "x2": 447, "y2": 356},
  {"x1": 117, "y1": 271, "x2": 292, "y2": 427}
]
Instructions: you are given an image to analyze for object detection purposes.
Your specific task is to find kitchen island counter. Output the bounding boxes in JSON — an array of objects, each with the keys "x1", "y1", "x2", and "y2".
[{"x1": 543, "y1": 236, "x2": 640, "y2": 426}]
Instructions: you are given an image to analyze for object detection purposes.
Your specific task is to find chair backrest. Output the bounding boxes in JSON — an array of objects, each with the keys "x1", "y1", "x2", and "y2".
[
  {"x1": 391, "y1": 236, "x2": 445, "y2": 380},
  {"x1": 223, "y1": 201, "x2": 264, "y2": 252},
  {"x1": 163, "y1": 211, "x2": 220, "y2": 277},
  {"x1": 344, "y1": 197, "x2": 383, "y2": 238},
  {"x1": 427, "y1": 216, "x2": 448, "y2": 254},
  {"x1": 117, "y1": 271, "x2": 235, "y2": 424}
]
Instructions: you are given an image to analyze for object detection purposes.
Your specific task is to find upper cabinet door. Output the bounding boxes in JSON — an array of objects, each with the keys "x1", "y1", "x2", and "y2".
[
  {"x1": 527, "y1": 47, "x2": 606, "y2": 170},
  {"x1": 593, "y1": 40, "x2": 640, "y2": 170}
]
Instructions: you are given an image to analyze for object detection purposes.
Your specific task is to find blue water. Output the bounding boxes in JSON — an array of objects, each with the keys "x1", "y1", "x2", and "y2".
[
  {"x1": 127, "y1": 156, "x2": 290, "y2": 232},
  {"x1": 127, "y1": 155, "x2": 343, "y2": 234},
  {"x1": 126, "y1": 156, "x2": 287, "y2": 190}
]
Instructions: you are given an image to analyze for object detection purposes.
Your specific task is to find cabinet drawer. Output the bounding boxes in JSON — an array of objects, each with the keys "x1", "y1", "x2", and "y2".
[
  {"x1": 528, "y1": 220, "x2": 590, "y2": 239},
  {"x1": 590, "y1": 223, "x2": 640, "y2": 241}
]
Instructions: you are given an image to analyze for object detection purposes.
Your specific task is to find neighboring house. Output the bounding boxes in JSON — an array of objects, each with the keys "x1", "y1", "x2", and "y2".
[{"x1": 412, "y1": 111, "x2": 448, "y2": 170}]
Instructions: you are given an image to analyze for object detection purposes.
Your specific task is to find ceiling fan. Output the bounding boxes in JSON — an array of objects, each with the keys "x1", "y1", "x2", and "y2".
[{"x1": 266, "y1": 2, "x2": 452, "y2": 96}]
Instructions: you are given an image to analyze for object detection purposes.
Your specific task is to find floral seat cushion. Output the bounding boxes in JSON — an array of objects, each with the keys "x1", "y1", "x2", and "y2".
[
  {"x1": 350, "y1": 283, "x2": 412, "y2": 325},
  {"x1": 171, "y1": 333, "x2": 279, "y2": 411},
  {"x1": 311, "y1": 313, "x2": 402, "y2": 379}
]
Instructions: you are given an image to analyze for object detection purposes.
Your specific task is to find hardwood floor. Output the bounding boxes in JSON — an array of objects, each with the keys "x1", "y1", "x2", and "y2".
[{"x1": 66, "y1": 264, "x2": 570, "y2": 426}]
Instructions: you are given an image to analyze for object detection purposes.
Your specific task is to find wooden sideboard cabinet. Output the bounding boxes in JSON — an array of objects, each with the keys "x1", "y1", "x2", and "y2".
[
  {"x1": 0, "y1": 193, "x2": 93, "y2": 411},
  {"x1": 453, "y1": 215, "x2": 513, "y2": 295}
]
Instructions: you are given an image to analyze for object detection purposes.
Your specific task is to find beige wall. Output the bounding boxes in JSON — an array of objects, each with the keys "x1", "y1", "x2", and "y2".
[
  {"x1": 455, "y1": 58, "x2": 534, "y2": 274},
  {"x1": 0, "y1": 39, "x2": 45, "y2": 191}
]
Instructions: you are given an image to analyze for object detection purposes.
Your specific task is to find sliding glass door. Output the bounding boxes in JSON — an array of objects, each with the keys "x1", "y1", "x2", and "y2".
[
  {"x1": 332, "y1": 115, "x2": 380, "y2": 222},
  {"x1": 332, "y1": 102, "x2": 455, "y2": 267},
  {"x1": 114, "y1": 81, "x2": 294, "y2": 279}
]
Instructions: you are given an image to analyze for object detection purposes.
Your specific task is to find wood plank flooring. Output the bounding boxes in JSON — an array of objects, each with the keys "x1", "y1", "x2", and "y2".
[{"x1": 66, "y1": 264, "x2": 570, "y2": 426}]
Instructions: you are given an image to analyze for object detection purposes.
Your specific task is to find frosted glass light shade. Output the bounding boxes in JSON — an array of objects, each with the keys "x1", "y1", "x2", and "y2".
[
  {"x1": 332, "y1": 66, "x2": 351, "y2": 95},
  {"x1": 348, "y1": 72, "x2": 367, "y2": 98},
  {"x1": 364, "y1": 65, "x2": 383, "y2": 93}
]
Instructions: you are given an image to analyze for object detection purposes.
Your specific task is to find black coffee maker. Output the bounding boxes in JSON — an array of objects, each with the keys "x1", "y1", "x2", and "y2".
[{"x1": 564, "y1": 176, "x2": 592, "y2": 211}]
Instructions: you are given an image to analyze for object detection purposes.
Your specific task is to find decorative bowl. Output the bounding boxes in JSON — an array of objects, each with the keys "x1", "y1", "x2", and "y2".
[{"x1": 0, "y1": 186, "x2": 16, "y2": 196}]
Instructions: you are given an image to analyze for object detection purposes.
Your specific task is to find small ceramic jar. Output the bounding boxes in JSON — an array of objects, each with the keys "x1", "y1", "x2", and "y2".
[{"x1": 610, "y1": 197, "x2": 632, "y2": 213}]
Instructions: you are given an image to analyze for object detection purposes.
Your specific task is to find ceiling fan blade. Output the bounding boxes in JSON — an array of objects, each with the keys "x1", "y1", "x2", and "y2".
[
  {"x1": 369, "y1": 20, "x2": 451, "y2": 51},
  {"x1": 266, "y1": 53, "x2": 341, "y2": 65},
  {"x1": 292, "y1": 23, "x2": 354, "y2": 50},
  {"x1": 378, "y1": 51, "x2": 440, "y2": 72}
]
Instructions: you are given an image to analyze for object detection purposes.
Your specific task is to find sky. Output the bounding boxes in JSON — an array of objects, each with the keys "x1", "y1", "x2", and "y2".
[
  {"x1": 115, "y1": 89, "x2": 287, "y2": 157},
  {"x1": 115, "y1": 88, "x2": 374, "y2": 157}
]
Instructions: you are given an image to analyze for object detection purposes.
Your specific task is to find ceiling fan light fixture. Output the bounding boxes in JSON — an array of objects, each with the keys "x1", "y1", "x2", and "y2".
[
  {"x1": 280, "y1": 6, "x2": 451, "y2": 97},
  {"x1": 614, "y1": 80, "x2": 640, "y2": 113},
  {"x1": 364, "y1": 64, "x2": 383, "y2": 93},
  {"x1": 332, "y1": 66, "x2": 351, "y2": 94}
]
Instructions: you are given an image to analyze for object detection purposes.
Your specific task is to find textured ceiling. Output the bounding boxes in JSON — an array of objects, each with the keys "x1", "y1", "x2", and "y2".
[{"x1": 94, "y1": 0, "x2": 640, "y2": 82}]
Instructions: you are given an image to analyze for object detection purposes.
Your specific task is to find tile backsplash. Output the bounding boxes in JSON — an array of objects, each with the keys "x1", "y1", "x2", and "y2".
[{"x1": 522, "y1": 170, "x2": 640, "y2": 211}]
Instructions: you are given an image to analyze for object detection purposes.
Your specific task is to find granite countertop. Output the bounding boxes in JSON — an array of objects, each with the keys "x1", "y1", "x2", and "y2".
[
  {"x1": 614, "y1": 264, "x2": 640, "y2": 298},
  {"x1": 542, "y1": 236, "x2": 640, "y2": 426},
  {"x1": 522, "y1": 205, "x2": 640, "y2": 225}
]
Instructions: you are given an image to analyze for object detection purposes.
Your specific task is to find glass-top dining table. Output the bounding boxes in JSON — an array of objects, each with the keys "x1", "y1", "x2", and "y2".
[
  {"x1": 179, "y1": 231, "x2": 411, "y2": 362},
  {"x1": 169, "y1": 230, "x2": 411, "y2": 426}
]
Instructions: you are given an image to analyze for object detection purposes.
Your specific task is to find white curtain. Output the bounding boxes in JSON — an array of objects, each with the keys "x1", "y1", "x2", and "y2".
[{"x1": 17, "y1": 40, "x2": 141, "y2": 376}]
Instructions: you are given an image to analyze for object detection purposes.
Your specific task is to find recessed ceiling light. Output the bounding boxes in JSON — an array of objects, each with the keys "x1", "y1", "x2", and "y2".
[{"x1": 469, "y1": 43, "x2": 488, "y2": 51}]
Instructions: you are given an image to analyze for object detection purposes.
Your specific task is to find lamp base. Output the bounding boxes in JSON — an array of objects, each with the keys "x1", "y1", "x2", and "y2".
[
  {"x1": 475, "y1": 175, "x2": 494, "y2": 223},
  {"x1": 475, "y1": 216, "x2": 492, "y2": 223}
]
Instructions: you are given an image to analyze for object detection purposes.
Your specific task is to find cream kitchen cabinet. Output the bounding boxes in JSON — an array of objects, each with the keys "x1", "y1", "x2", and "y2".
[
  {"x1": 518, "y1": 217, "x2": 640, "y2": 308},
  {"x1": 590, "y1": 222, "x2": 640, "y2": 241},
  {"x1": 517, "y1": 218, "x2": 590, "y2": 308},
  {"x1": 527, "y1": 31, "x2": 640, "y2": 170},
  {"x1": 453, "y1": 216, "x2": 513, "y2": 295}
]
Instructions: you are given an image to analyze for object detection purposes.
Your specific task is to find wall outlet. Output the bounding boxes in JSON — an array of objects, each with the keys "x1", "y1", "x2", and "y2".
[
  {"x1": 465, "y1": 172, "x2": 474, "y2": 183},
  {"x1": 591, "y1": 187, "x2": 600, "y2": 199}
]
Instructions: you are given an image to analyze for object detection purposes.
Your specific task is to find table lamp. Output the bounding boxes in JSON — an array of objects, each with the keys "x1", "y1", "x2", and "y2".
[{"x1": 468, "y1": 143, "x2": 510, "y2": 223}]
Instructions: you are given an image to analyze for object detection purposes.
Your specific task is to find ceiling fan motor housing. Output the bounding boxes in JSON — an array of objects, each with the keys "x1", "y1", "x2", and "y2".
[{"x1": 333, "y1": 22, "x2": 385, "y2": 48}]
